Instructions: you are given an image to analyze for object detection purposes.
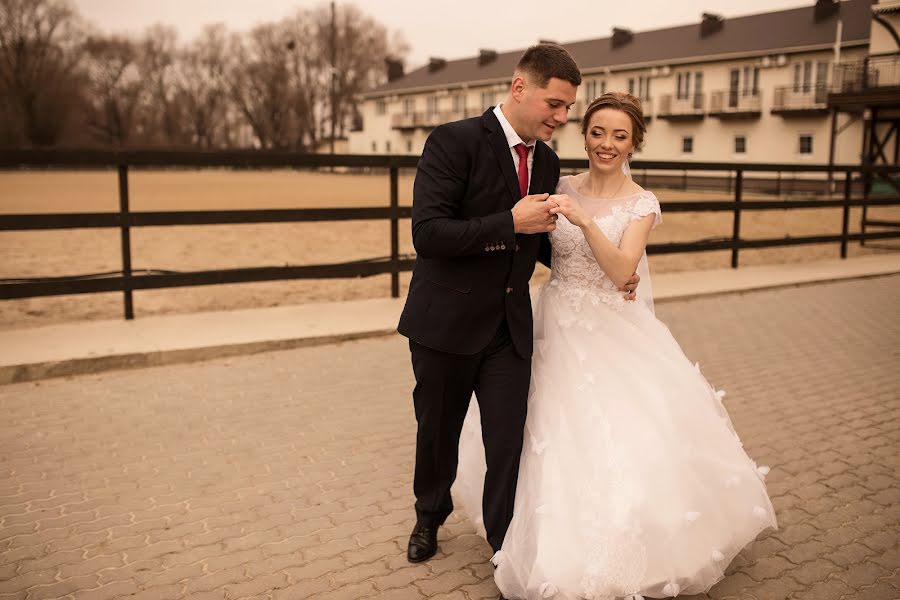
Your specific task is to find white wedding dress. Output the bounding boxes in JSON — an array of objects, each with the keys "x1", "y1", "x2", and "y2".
[{"x1": 453, "y1": 175, "x2": 777, "y2": 599}]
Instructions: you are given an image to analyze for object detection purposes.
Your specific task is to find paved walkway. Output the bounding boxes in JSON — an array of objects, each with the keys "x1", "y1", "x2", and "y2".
[{"x1": 1, "y1": 274, "x2": 899, "y2": 599}]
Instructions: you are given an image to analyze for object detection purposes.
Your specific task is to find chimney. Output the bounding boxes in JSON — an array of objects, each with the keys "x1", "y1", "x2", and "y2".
[
  {"x1": 428, "y1": 57, "x2": 447, "y2": 73},
  {"x1": 700, "y1": 13, "x2": 724, "y2": 37},
  {"x1": 611, "y1": 28, "x2": 633, "y2": 49},
  {"x1": 385, "y1": 58, "x2": 404, "y2": 82},
  {"x1": 478, "y1": 49, "x2": 497, "y2": 66},
  {"x1": 814, "y1": 0, "x2": 839, "y2": 22}
]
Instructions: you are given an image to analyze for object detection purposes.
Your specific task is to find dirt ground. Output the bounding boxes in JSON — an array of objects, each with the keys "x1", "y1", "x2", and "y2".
[{"x1": 2, "y1": 168, "x2": 898, "y2": 329}]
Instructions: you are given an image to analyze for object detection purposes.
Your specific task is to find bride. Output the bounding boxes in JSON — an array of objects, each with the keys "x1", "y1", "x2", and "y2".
[{"x1": 454, "y1": 92, "x2": 777, "y2": 600}]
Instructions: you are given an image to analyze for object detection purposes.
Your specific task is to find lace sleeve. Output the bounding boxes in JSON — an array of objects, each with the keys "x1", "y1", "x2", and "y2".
[{"x1": 631, "y1": 192, "x2": 662, "y2": 229}]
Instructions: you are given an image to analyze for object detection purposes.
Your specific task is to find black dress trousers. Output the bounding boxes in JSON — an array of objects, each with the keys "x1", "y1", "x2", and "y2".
[{"x1": 409, "y1": 319, "x2": 531, "y2": 552}]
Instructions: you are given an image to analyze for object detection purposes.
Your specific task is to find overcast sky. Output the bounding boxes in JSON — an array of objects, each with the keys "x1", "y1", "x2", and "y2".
[{"x1": 73, "y1": 0, "x2": 815, "y2": 67}]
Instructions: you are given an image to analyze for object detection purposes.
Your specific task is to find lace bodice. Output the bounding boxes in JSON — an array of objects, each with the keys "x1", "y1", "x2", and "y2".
[{"x1": 547, "y1": 175, "x2": 662, "y2": 312}]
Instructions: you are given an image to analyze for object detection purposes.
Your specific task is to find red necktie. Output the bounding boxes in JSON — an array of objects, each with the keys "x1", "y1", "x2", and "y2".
[{"x1": 514, "y1": 143, "x2": 529, "y2": 198}]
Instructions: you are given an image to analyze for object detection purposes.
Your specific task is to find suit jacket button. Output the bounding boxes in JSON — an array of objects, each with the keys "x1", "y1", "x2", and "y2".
[
  {"x1": 506, "y1": 287, "x2": 513, "y2": 294},
  {"x1": 500, "y1": 243, "x2": 506, "y2": 250}
]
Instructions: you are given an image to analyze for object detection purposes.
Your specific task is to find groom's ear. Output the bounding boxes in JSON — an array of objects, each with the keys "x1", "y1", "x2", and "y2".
[{"x1": 511, "y1": 73, "x2": 527, "y2": 101}]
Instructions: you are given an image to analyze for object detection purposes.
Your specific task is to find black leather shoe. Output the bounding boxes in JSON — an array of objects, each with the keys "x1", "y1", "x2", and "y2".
[{"x1": 406, "y1": 522, "x2": 438, "y2": 563}]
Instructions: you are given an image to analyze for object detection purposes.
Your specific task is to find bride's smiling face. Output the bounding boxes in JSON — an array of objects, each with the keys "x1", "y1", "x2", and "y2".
[{"x1": 584, "y1": 108, "x2": 635, "y2": 174}]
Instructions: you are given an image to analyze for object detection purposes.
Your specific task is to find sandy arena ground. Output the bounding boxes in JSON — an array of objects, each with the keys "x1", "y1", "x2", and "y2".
[{"x1": 2, "y1": 168, "x2": 898, "y2": 329}]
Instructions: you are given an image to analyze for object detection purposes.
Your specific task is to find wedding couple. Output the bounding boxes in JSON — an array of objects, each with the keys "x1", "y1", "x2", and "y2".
[{"x1": 397, "y1": 43, "x2": 777, "y2": 600}]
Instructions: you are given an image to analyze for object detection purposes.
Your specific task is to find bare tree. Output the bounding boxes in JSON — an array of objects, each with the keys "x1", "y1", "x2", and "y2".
[
  {"x1": 0, "y1": 0, "x2": 84, "y2": 145},
  {"x1": 282, "y1": 13, "x2": 326, "y2": 150},
  {"x1": 134, "y1": 24, "x2": 187, "y2": 146},
  {"x1": 312, "y1": 3, "x2": 408, "y2": 140},
  {"x1": 81, "y1": 34, "x2": 145, "y2": 145},
  {"x1": 229, "y1": 22, "x2": 296, "y2": 149},
  {"x1": 174, "y1": 24, "x2": 231, "y2": 148}
]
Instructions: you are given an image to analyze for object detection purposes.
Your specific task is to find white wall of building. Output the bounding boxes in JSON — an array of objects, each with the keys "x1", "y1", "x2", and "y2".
[{"x1": 350, "y1": 47, "x2": 870, "y2": 166}]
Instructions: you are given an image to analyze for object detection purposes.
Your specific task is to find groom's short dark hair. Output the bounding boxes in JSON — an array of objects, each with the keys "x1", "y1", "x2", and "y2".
[{"x1": 516, "y1": 43, "x2": 582, "y2": 88}]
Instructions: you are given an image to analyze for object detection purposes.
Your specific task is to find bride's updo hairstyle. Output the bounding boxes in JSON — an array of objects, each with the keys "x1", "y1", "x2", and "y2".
[{"x1": 581, "y1": 92, "x2": 646, "y2": 153}]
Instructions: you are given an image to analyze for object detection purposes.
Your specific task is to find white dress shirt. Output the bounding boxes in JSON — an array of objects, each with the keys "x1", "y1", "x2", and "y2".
[{"x1": 493, "y1": 104, "x2": 535, "y2": 194}]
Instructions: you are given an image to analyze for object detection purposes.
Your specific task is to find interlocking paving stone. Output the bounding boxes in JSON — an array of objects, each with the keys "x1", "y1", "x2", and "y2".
[{"x1": 1, "y1": 274, "x2": 898, "y2": 599}]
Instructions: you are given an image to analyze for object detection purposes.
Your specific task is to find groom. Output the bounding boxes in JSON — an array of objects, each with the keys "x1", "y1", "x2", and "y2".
[{"x1": 398, "y1": 43, "x2": 582, "y2": 562}]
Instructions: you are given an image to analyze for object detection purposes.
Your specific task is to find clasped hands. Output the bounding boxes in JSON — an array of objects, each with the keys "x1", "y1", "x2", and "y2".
[{"x1": 511, "y1": 193, "x2": 639, "y2": 300}]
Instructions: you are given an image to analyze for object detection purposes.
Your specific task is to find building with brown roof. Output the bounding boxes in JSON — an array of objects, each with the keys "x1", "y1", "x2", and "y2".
[{"x1": 349, "y1": 0, "x2": 898, "y2": 168}]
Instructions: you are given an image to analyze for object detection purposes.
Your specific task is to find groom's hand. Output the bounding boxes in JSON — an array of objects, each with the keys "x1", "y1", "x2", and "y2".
[
  {"x1": 620, "y1": 273, "x2": 640, "y2": 301},
  {"x1": 512, "y1": 193, "x2": 557, "y2": 234}
]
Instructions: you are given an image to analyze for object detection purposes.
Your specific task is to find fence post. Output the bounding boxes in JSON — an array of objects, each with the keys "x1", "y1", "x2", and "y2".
[
  {"x1": 732, "y1": 169, "x2": 743, "y2": 268},
  {"x1": 117, "y1": 164, "x2": 134, "y2": 319},
  {"x1": 841, "y1": 171, "x2": 852, "y2": 258},
  {"x1": 390, "y1": 165, "x2": 400, "y2": 298}
]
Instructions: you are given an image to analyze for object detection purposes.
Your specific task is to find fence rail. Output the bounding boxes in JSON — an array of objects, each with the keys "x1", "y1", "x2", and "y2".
[{"x1": 1, "y1": 150, "x2": 898, "y2": 320}]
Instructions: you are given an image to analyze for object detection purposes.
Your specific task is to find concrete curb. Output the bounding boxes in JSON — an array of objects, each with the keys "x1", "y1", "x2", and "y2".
[
  {"x1": 2, "y1": 255, "x2": 898, "y2": 385},
  {"x1": 0, "y1": 329, "x2": 397, "y2": 385}
]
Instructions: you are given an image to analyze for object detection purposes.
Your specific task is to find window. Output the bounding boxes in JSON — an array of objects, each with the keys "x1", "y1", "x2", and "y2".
[
  {"x1": 741, "y1": 66, "x2": 759, "y2": 96},
  {"x1": 734, "y1": 135, "x2": 746, "y2": 154},
  {"x1": 678, "y1": 71, "x2": 702, "y2": 102},
  {"x1": 816, "y1": 61, "x2": 829, "y2": 88},
  {"x1": 677, "y1": 72, "x2": 691, "y2": 100},
  {"x1": 427, "y1": 96, "x2": 439, "y2": 116},
  {"x1": 371, "y1": 141, "x2": 377, "y2": 152},
  {"x1": 452, "y1": 93, "x2": 466, "y2": 112},
  {"x1": 682, "y1": 136, "x2": 694, "y2": 154},
  {"x1": 551, "y1": 139, "x2": 558, "y2": 151},
  {"x1": 406, "y1": 140, "x2": 413, "y2": 153},
  {"x1": 585, "y1": 79, "x2": 606, "y2": 101},
  {"x1": 799, "y1": 134, "x2": 813, "y2": 155},
  {"x1": 629, "y1": 76, "x2": 650, "y2": 101},
  {"x1": 403, "y1": 98, "x2": 414, "y2": 115},
  {"x1": 375, "y1": 99, "x2": 386, "y2": 115},
  {"x1": 481, "y1": 91, "x2": 495, "y2": 109},
  {"x1": 794, "y1": 61, "x2": 813, "y2": 93},
  {"x1": 729, "y1": 69, "x2": 740, "y2": 108},
  {"x1": 386, "y1": 140, "x2": 391, "y2": 153}
]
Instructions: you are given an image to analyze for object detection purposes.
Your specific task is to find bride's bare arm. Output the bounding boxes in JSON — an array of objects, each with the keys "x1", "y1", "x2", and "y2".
[{"x1": 550, "y1": 194, "x2": 654, "y2": 289}]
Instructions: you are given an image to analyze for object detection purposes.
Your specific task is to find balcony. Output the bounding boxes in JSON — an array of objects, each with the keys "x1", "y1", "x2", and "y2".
[
  {"x1": 708, "y1": 90, "x2": 761, "y2": 119},
  {"x1": 572, "y1": 98, "x2": 653, "y2": 123},
  {"x1": 391, "y1": 110, "x2": 468, "y2": 130},
  {"x1": 657, "y1": 94, "x2": 705, "y2": 121},
  {"x1": 771, "y1": 85, "x2": 829, "y2": 116},
  {"x1": 829, "y1": 54, "x2": 900, "y2": 110}
]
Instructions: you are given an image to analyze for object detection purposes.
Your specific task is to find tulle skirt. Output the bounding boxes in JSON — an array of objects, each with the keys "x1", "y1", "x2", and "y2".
[{"x1": 454, "y1": 282, "x2": 777, "y2": 599}]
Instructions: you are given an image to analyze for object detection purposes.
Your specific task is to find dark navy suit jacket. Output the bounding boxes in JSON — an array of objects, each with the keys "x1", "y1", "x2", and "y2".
[{"x1": 398, "y1": 108, "x2": 556, "y2": 357}]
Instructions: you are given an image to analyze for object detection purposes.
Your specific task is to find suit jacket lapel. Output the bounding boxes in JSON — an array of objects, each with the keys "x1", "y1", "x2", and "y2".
[
  {"x1": 531, "y1": 141, "x2": 548, "y2": 195},
  {"x1": 483, "y1": 110, "x2": 522, "y2": 205}
]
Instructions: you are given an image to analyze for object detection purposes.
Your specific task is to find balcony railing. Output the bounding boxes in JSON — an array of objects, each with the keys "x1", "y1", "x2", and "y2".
[
  {"x1": 391, "y1": 110, "x2": 469, "y2": 130},
  {"x1": 657, "y1": 94, "x2": 705, "y2": 120},
  {"x1": 833, "y1": 54, "x2": 900, "y2": 92},
  {"x1": 772, "y1": 85, "x2": 829, "y2": 115},
  {"x1": 709, "y1": 90, "x2": 761, "y2": 117}
]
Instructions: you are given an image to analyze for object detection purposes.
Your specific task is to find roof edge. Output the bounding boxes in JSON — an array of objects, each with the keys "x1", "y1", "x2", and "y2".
[{"x1": 362, "y1": 39, "x2": 870, "y2": 99}]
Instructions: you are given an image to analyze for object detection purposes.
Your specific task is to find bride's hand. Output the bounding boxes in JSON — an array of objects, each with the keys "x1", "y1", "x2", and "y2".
[
  {"x1": 619, "y1": 273, "x2": 640, "y2": 301},
  {"x1": 548, "y1": 194, "x2": 589, "y2": 228}
]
